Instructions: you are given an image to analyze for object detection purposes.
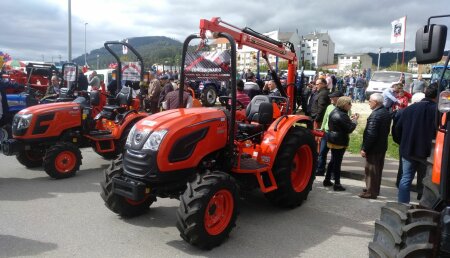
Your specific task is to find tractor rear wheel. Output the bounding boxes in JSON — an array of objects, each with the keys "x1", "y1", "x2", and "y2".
[
  {"x1": 43, "y1": 142, "x2": 82, "y2": 179},
  {"x1": 16, "y1": 149, "x2": 44, "y2": 168},
  {"x1": 369, "y1": 202, "x2": 440, "y2": 257},
  {"x1": 176, "y1": 171, "x2": 239, "y2": 250},
  {"x1": 100, "y1": 156, "x2": 154, "y2": 217},
  {"x1": 265, "y1": 126, "x2": 317, "y2": 208}
]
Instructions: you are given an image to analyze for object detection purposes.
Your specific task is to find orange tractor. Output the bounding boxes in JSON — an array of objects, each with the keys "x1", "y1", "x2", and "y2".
[
  {"x1": 101, "y1": 18, "x2": 318, "y2": 249},
  {"x1": 1, "y1": 41, "x2": 147, "y2": 179},
  {"x1": 369, "y1": 15, "x2": 450, "y2": 257}
]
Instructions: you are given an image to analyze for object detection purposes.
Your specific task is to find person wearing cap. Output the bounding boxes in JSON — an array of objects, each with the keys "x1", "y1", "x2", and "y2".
[
  {"x1": 316, "y1": 90, "x2": 343, "y2": 176},
  {"x1": 158, "y1": 74, "x2": 174, "y2": 109},
  {"x1": 359, "y1": 93, "x2": 391, "y2": 199}
]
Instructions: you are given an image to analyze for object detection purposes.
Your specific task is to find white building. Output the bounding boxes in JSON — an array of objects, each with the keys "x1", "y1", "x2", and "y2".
[
  {"x1": 299, "y1": 31, "x2": 335, "y2": 69},
  {"x1": 337, "y1": 54, "x2": 372, "y2": 74},
  {"x1": 209, "y1": 30, "x2": 301, "y2": 72}
]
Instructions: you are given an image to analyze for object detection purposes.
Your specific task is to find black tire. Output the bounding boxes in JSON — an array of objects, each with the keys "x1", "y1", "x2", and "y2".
[
  {"x1": 265, "y1": 127, "x2": 317, "y2": 208},
  {"x1": 176, "y1": 171, "x2": 239, "y2": 250},
  {"x1": 202, "y1": 85, "x2": 217, "y2": 107},
  {"x1": 96, "y1": 151, "x2": 118, "y2": 160},
  {"x1": 369, "y1": 202, "x2": 440, "y2": 258},
  {"x1": 419, "y1": 176, "x2": 440, "y2": 210},
  {"x1": 16, "y1": 149, "x2": 44, "y2": 168},
  {"x1": 100, "y1": 156, "x2": 154, "y2": 217},
  {"x1": 43, "y1": 142, "x2": 82, "y2": 179}
]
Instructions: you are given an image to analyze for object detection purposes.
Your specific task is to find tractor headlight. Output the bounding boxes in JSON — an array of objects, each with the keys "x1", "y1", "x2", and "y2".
[
  {"x1": 143, "y1": 129, "x2": 168, "y2": 151},
  {"x1": 16, "y1": 114, "x2": 33, "y2": 130},
  {"x1": 125, "y1": 125, "x2": 137, "y2": 148}
]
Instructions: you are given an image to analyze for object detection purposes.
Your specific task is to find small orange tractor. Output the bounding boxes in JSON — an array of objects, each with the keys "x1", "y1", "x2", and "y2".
[
  {"x1": 369, "y1": 15, "x2": 450, "y2": 257},
  {"x1": 1, "y1": 41, "x2": 147, "y2": 179},
  {"x1": 101, "y1": 17, "x2": 319, "y2": 249}
]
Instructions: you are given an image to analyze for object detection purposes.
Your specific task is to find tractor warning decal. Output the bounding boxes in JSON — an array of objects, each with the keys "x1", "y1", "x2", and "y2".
[{"x1": 184, "y1": 50, "x2": 231, "y2": 81}]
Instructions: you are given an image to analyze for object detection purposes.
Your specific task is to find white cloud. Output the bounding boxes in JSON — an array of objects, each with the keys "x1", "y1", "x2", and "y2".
[{"x1": 0, "y1": 0, "x2": 448, "y2": 61}]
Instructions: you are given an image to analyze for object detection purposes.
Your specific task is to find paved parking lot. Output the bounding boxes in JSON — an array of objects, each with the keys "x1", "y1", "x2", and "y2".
[{"x1": 1, "y1": 148, "x2": 400, "y2": 258}]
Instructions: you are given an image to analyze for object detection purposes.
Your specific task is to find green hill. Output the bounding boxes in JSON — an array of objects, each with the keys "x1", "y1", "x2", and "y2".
[{"x1": 73, "y1": 36, "x2": 183, "y2": 70}]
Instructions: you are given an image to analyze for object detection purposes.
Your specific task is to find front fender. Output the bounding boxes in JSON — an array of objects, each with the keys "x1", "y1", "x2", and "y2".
[
  {"x1": 259, "y1": 115, "x2": 313, "y2": 167},
  {"x1": 113, "y1": 112, "x2": 148, "y2": 139}
]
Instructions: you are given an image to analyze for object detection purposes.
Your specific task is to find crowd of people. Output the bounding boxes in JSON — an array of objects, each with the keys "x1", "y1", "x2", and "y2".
[
  {"x1": 302, "y1": 71, "x2": 436, "y2": 203},
  {"x1": 0, "y1": 63, "x2": 438, "y2": 204}
]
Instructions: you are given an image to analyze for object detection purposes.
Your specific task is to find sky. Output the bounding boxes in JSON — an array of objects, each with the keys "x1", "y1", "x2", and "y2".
[{"x1": 1, "y1": 0, "x2": 448, "y2": 62}]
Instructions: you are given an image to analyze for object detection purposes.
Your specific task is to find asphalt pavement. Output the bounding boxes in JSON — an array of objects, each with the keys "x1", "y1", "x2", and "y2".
[{"x1": 0, "y1": 148, "x2": 408, "y2": 258}]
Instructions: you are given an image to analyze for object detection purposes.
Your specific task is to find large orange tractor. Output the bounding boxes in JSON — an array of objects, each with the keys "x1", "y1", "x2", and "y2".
[
  {"x1": 101, "y1": 17, "x2": 318, "y2": 249},
  {"x1": 1, "y1": 41, "x2": 147, "y2": 179},
  {"x1": 369, "y1": 15, "x2": 450, "y2": 257}
]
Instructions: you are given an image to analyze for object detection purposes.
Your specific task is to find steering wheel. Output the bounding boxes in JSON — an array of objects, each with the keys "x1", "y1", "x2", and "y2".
[{"x1": 218, "y1": 96, "x2": 245, "y2": 111}]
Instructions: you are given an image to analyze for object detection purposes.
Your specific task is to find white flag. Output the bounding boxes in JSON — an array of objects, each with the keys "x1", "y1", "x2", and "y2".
[
  {"x1": 390, "y1": 16, "x2": 406, "y2": 44},
  {"x1": 122, "y1": 39, "x2": 128, "y2": 54}
]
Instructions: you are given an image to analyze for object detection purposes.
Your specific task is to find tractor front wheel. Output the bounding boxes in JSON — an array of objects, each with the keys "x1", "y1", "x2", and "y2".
[
  {"x1": 176, "y1": 171, "x2": 239, "y2": 250},
  {"x1": 16, "y1": 149, "x2": 44, "y2": 168},
  {"x1": 265, "y1": 127, "x2": 317, "y2": 208},
  {"x1": 43, "y1": 142, "x2": 82, "y2": 179},
  {"x1": 100, "y1": 156, "x2": 154, "y2": 217}
]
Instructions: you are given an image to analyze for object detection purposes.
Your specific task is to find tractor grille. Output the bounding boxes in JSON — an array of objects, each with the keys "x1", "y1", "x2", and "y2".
[{"x1": 123, "y1": 149, "x2": 158, "y2": 178}]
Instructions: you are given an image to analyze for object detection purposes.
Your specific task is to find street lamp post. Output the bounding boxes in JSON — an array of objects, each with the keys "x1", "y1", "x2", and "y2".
[
  {"x1": 84, "y1": 22, "x2": 88, "y2": 66},
  {"x1": 377, "y1": 47, "x2": 382, "y2": 71},
  {"x1": 96, "y1": 54, "x2": 99, "y2": 69}
]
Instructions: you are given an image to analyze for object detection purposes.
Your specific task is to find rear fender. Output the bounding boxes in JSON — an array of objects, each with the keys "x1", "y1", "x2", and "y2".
[
  {"x1": 432, "y1": 113, "x2": 447, "y2": 185},
  {"x1": 259, "y1": 115, "x2": 313, "y2": 167}
]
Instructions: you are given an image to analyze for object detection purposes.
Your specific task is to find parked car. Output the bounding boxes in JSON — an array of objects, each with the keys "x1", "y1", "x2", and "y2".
[{"x1": 365, "y1": 71, "x2": 412, "y2": 99}]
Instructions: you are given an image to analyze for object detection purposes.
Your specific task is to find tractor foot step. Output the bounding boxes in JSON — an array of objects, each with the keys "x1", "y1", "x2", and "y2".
[{"x1": 88, "y1": 130, "x2": 111, "y2": 136}]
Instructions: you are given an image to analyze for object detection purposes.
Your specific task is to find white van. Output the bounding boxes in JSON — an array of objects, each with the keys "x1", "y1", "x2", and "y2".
[{"x1": 365, "y1": 71, "x2": 412, "y2": 99}]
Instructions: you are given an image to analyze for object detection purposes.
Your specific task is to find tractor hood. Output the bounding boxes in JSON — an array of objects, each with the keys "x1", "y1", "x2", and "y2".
[
  {"x1": 133, "y1": 108, "x2": 227, "y2": 132},
  {"x1": 126, "y1": 108, "x2": 228, "y2": 172},
  {"x1": 18, "y1": 102, "x2": 81, "y2": 116}
]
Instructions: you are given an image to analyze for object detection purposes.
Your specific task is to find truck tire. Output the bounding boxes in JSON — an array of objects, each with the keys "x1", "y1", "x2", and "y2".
[
  {"x1": 265, "y1": 127, "x2": 317, "y2": 208},
  {"x1": 16, "y1": 149, "x2": 44, "y2": 168},
  {"x1": 100, "y1": 156, "x2": 154, "y2": 217},
  {"x1": 176, "y1": 171, "x2": 239, "y2": 250},
  {"x1": 202, "y1": 85, "x2": 217, "y2": 107},
  {"x1": 369, "y1": 202, "x2": 440, "y2": 258},
  {"x1": 43, "y1": 142, "x2": 82, "y2": 179}
]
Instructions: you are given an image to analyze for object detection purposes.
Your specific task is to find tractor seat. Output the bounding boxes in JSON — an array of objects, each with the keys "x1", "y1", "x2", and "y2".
[
  {"x1": 102, "y1": 87, "x2": 132, "y2": 114},
  {"x1": 237, "y1": 95, "x2": 273, "y2": 136}
]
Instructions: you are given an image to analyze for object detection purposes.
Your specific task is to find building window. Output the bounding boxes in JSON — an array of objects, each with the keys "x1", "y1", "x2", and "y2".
[
  {"x1": 313, "y1": 43, "x2": 317, "y2": 47},
  {"x1": 312, "y1": 57, "x2": 315, "y2": 60},
  {"x1": 301, "y1": 44, "x2": 305, "y2": 47},
  {"x1": 307, "y1": 53, "x2": 310, "y2": 56},
  {"x1": 312, "y1": 50, "x2": 316, "y2": 53}
]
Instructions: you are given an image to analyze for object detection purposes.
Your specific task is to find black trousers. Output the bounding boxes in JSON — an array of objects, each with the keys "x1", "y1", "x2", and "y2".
[
  {"x1": 325, "y1": 148, "x2": 346, "y2": 185},
  {"x1": 364, "y1": 152, "x2": 386, "y2": 196}
]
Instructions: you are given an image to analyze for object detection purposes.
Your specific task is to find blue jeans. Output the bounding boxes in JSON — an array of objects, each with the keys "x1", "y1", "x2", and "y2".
[
  {"x1": 355, "y1": 87, "x2": 364, "y2": 102},
  {"x1": 317, "y1": 135, "x2": 329, "y2": 173},
  {"x1": 398, "y1": 157, "x2": 420, "y2": 203}
]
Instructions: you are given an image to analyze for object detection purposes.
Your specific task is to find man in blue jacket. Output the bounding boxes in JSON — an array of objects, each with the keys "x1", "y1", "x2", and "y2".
[
  {"x1": 395, "y1": 84, "x2": 437, "y2": 203},
  {"x1": 0, "y1": 77, "x2": 24, "y2": 127}
]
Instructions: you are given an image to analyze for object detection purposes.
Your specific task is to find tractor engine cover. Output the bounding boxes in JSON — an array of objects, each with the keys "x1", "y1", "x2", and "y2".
[{"x1": 122, "y1": 108, "x2": 228, "y2": 179}]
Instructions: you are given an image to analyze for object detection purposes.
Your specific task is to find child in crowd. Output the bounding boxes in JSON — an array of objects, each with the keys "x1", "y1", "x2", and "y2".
[{"x1": 393, "y1": 88, "x2": 411, "y2": 111}]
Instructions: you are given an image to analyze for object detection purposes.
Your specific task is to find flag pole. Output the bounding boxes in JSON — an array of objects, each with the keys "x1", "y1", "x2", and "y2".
[{"x1": 402, "y1": 16, "x2": 407, "y2": 66}]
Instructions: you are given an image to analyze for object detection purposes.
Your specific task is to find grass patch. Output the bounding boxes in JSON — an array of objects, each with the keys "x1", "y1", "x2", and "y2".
[{"x1": 346, "y1": 116, "x2": 399, "y2": 160}]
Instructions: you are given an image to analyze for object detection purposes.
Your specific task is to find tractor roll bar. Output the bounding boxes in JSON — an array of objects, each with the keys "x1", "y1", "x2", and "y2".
[{"x1": 179, "y1": 33, "x2": 237, "y2": 163}]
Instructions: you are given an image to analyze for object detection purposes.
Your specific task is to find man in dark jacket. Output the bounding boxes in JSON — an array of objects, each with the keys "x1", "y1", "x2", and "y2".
[
  {"x1": 310, "y1": 78, "x2": 330, "y2": 128},
  {"x1": 359, "y1": 93, "x2": 392, "y2": 199},
  {"x1": 0, "y1": 78, "x2": 24, "y2": 126},
  {"x1": 395, "y1": 84, "x2": 437, "y2": 203}
]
